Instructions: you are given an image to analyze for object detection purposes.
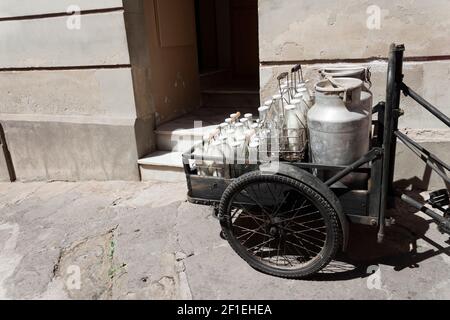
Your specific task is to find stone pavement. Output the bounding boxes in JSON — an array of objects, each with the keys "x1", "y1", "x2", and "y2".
[{"x1": 0, "y1": 181, "x2": 449, "y2": 300}]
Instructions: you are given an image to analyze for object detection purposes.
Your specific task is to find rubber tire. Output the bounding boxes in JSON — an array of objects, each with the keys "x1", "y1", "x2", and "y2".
[{"x1": 219, "y1": 171, "x2": 343, "y2": 279}]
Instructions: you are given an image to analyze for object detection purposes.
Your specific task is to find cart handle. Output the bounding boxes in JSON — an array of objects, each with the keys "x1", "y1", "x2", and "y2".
[
  {"x1": 291, "y1": 64, "x2": 302, "y2": 73},
  {"x1": 277, "y1": 72, "x2": 289, "y2": 81}
]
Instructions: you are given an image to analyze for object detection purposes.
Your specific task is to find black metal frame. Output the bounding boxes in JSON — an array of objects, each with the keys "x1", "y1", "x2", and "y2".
[
  {"x1": 382, "y1": 43, "x2": 450, "y2": 235},
  {"x1": 182, "y1": 43, "x2": 450, "y2": 240}
]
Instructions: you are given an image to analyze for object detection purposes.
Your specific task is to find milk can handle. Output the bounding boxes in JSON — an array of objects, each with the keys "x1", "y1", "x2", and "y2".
[
  {"x1": 365, "y1": 67, "x2": 372, "y2": 89},
  {"x1": 326, "y1": 76, "x2": 345, "y2": 90},
  {"x1": 325, "y1": 76, "x2": 352, "y2": 103},
  {"x1": 277, "y1": 72, "x2": 289, "y2": 81}
]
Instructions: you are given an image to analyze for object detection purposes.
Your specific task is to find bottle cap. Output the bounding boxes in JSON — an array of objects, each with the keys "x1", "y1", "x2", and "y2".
[{"x1": 284, "y1": 104, "x2": 296, "y2": 111}]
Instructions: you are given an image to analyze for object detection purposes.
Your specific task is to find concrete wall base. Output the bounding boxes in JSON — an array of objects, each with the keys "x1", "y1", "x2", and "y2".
[
  {"x1": 394, "y1": 140, "x2": 450, "y2": 191},
  {"x1": 1, "y1": 118, "x2": 144, "y2": 181},
  {"x1": 0, "y1": 150, "x2": 9, "y2": 181}
]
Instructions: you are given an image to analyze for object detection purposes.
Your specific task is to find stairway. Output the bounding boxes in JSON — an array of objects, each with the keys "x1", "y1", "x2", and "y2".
[
  {"x1": 138, "y1": 87, "x2": 260, "y2": 182},
  {"x1": 138, "y1": 110, "x2": 221, "y2": 182}
]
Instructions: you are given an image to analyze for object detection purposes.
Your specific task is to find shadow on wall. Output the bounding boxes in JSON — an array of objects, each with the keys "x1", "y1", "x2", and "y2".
[
  {"x1": 0, "y1": 123, "x2": 16, "y2": 182},
  {"x1": 395, "y1": 163, "x2": 450, "y2": 192}
]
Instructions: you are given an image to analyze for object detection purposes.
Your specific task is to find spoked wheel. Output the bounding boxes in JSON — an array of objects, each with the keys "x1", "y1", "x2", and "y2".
[{"x1": 219, "y1": 171, "x2": 343, "y2": 279}]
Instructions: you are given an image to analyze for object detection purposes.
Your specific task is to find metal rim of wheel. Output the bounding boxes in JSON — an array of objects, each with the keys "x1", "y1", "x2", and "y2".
[{"x1": 219, "y1": 171, "x2": 342, "y2": 279}]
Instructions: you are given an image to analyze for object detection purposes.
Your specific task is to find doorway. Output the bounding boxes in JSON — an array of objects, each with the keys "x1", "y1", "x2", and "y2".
[{"x1": 195, "y1": 0, "x2": 260, "y2": 91}]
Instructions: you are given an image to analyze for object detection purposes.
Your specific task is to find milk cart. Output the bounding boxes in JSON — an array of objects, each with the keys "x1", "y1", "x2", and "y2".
[{"x1": 182, "y1": 44, "x2": 450, "y2": 279}]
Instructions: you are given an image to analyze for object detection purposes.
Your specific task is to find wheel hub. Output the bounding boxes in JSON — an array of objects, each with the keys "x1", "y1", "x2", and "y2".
[{"x1": 269, "y1": 226, "x2": 279, "y2": 236}]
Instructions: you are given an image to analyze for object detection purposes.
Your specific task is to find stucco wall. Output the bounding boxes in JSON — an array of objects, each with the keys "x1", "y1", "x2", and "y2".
[
  {"x1": 0, "y1": 1, "x2": 153, "y2": 181},
  {"x1": 259, "y1": 0, "x2": 450, "y2": 190}
]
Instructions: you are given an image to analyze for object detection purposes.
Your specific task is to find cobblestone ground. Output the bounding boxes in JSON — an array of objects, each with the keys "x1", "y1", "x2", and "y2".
[{"x1": 0, "y1": 181, "x2": 449, "y2": 300}]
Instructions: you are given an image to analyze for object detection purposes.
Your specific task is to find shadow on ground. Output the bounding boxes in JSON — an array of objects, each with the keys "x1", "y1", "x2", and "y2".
[{"x1": 308, "y1": 190, "x2": 450, "y2": 282}]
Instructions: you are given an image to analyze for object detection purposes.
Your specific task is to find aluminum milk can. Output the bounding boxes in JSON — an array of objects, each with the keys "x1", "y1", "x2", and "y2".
[{"x1": 307, "y1": 77, "x2": 371, "y2": 188}]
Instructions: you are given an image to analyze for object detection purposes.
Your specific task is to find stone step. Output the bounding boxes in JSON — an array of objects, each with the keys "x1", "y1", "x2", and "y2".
[
  {"x1": 155, "y1": 124, "x2": 215, "y2": 152},
  {"x1": 142, "y1": 105, "x2": 260, "y2": 182},
  {"x1": 138, "y1": 151, "x2": 186, "y2": 182},
  {"x1": 155, "y1": 107, "x2": 257, "y2": 152},
  {"x1": 201, "y1": 89, "x2": 260, "y2": 108}
]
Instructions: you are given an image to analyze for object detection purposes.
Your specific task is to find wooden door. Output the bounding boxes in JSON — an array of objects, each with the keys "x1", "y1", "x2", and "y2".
[
  {"x1": 196, "y1": 0, "x2": 219, "y2": 73},
  {"x1": 230, "y1": 0, "x2": 259, "y2": 83}
]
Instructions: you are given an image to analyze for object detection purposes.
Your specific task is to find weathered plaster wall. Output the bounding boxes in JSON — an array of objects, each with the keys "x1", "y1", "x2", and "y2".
[
  {"x1": 0, "y1": 1, "x2": 154, "y2": 181},
  {"x1": 0, "y1": 1, "x2": 123, "y2": 17},
  {"x1": 259, "y1": 0, "x2": 450, "y2": 62},
  {"x1": 259, "y1": 0, "x2": 450, "y2": 190}
]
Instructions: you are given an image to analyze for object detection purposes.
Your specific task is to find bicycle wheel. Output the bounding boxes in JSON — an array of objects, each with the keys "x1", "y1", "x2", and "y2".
[{"x1": 219, "y1": 171, "x2": 343, "y2": 279}]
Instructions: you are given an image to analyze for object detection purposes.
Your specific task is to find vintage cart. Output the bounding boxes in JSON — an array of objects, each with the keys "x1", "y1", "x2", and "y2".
[{"x1": 182, "y1": 44, "x2": 450, "y2": 279}]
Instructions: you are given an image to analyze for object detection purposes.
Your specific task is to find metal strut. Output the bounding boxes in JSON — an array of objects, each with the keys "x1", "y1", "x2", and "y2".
[
  {"x1": 325, "y1": 148, "x2": 383, "y2": 187},
  {"x1": 383, "y1": 44, "x2": 450, "y2": 238},
  {"x1": 400, "y1": 194, "x2": 450, "y2": 235},
  {"x1": 379, "y1": 43, "x2": 405, "y2": 243}
]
